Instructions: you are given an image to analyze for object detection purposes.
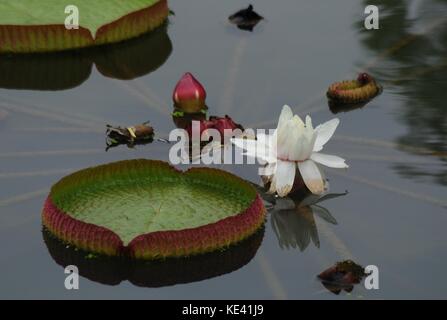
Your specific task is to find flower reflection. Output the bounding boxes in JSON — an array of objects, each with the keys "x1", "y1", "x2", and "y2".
[{"x1": 269, "y1": 191, "x2": 347, "y2": 251}]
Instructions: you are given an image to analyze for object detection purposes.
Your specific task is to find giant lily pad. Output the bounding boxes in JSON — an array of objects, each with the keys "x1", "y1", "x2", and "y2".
[
  {"x1": 0, "y1": 0, "x2": 168, "y2": 53},
  {"x1": 42, "y1": 160, "x2": 266, "y2": 259}
]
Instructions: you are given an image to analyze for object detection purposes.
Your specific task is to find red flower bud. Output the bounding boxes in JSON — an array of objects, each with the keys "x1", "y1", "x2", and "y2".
[{"x1": 173, "y1": 72, "x2": 207, "y2": 113}]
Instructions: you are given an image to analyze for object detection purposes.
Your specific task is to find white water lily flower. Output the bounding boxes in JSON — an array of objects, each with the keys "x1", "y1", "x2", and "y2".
[{"x1": 232, "y1": 105, "x2": 348, "y2": 197}]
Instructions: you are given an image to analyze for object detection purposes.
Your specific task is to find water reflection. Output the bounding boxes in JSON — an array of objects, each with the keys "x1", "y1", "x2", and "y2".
[
  {"x1": 328, "y1": 99, "x2": 370, "y2": 114},
  {"x1": 358, "y1": 0, "x2": 447, "y2": 185},
  {"x1": 0, "y1": 24, "x2": 172, "y2": 91},
  {"x1": 270, "y1": 192, "x2": 346, "y2": 252},
  {"x1": 43, "y1": 227, "x2": 264, "y2": 288}
]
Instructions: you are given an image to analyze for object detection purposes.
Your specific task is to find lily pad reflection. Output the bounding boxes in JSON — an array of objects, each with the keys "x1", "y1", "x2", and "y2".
[{"x1": 42, "y1": 227, "x2": 264, "y2": 287}]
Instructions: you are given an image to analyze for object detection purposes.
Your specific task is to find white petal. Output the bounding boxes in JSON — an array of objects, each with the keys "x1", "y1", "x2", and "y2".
[
  {"x1": 277, "y1": 105, "x2": 294, "y2": 130},
  {"x1": 276, "y1": 121, "x2": 291, "y2": 159},
  {"x1": 313, "y1": 118, "x2": 339, "y2": 152},
  {"x1": 279, "y1": 118, "x2": 300, "y2": 160},
  {"x1": 302, "y1": 129, "x2": 315, "y2": 160},
  {"x1": 275, "y1": 160, "x2": 296, "y2": 197},
  {"x1": 304, "y1": 130, "x2": 317, "y2": 159},
  {"x1": 292, "y1": 114, "x2": 305, "y2": 129},
  {"x1": 298, "y1": 160, "x2": 326, "y2": 195},
  {"x1": 305, "y1": 115, "x2": 313, "y2": 130},
  {"x1": 296, "y1": 133, "x2": 308, "y2": 161},
  {"x1": 260, "y1": 162, "x2": 277, "y2": 178},
  {"x1": 310, "y1": 153, "x2": 349, "y2": 168},
  {"x1": 287, "y1": 125, "x2": 302, "y2": 161},
  {"x1": 268, "y1": 174, "x2": 277, "y2": 194}
]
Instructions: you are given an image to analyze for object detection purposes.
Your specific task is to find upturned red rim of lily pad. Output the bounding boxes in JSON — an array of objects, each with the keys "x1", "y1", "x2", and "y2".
[{"x1": 42, "y1": 159, "x2": 266, "y2": 260}]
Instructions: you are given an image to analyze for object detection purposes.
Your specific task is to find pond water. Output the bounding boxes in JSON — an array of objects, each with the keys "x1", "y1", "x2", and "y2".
[{"x1": 1, "y1": 0, "x2": 447, "y2": 299}]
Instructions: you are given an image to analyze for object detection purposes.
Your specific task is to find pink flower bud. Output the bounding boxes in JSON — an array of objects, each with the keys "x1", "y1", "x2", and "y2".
[{"x1": 173, "y1": 72, "x2": 207, "y2": 113}]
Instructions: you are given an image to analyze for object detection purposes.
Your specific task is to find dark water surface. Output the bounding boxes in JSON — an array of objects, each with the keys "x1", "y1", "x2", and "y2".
[{"x1": 1, "y1": 0, "x2": 447, "y2": 299}]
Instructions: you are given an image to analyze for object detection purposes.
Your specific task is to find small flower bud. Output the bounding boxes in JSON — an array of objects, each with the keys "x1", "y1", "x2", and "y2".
[{"x1": 173, "y1": 72, "x2": 207, "y2": 113}]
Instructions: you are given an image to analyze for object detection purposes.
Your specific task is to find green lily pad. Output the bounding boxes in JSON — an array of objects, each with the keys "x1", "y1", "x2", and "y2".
[
  {"x1": 1, "y1": 0, "x2": 157, "y2": 35},
  {"x1": 0, "y1": 0, "x2": 169, "y2": 52},
  {"x1": 42, "y1": 160, "x2": 265, "y2": 259}
]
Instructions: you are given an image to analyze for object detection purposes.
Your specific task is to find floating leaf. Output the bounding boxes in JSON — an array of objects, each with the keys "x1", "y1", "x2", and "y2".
[
  {"x1": 327, "y1": 73, "x2": 382, "y2": 105},
  {"x1": 0, "y1": 0, "x2": 169, "y2": 52},
  {"x1": 42, "y1": 160, "x2": 266, "y2": 259}
]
